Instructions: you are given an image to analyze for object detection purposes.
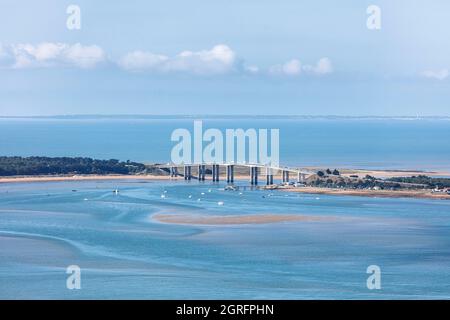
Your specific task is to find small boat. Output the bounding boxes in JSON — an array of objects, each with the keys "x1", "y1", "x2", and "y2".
[{"x1": 113, "y1": 189, "x2": 119, "y2": 194}]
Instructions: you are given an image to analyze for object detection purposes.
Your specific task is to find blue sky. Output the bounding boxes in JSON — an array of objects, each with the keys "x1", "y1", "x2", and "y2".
[{"x1": 0, "y1": 0, "x2": 449, "y2": 116}]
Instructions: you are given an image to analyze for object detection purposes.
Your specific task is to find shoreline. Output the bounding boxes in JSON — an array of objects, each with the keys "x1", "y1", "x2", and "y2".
[
  {"x1": 278, "y1": 186, "x2": 450, "y2": 200},
  {"x1": 1, "y1": 173, "x2": 449, "y2": 200},
  {"x1": 0, "y1": 174, "x2": 175, "y2": 184},
  {"x1": 0, "y1": 174, "x2": 253, "y2": 184}
]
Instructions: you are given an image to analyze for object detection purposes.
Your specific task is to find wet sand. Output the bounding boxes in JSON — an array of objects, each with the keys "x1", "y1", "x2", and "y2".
[{"x1": 152, "y1": 213, "x2": 329, "y2": 225}]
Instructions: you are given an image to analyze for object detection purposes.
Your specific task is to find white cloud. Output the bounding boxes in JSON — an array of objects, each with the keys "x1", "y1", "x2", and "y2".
[
  {"x1": 1, "y1": 42, "x2": 106, "y2": 69},
  {"x1": 311, "y1": 57, "x2": 333, "y2": 75},
  {"x1": 118, "y1": 51, "x2": 168, "y2": 71},
  {"x1": 63, "y1": 43, "x2": 106, "y2": 68},
  {"x1": 269, "y1": 59, "x2": 302, "y2": 75},
  {"x1": 0, "y1": 42, "x2": 334, "y2": 79},
  {"x1": 119, "y1": 44, "x2": 236, "y2": 75},
  {"x1": 421, "y1": 69, "x2": 449, "y2": 80},
  {"x1": 269, "y1": 57, "x2": 332, "y2": 76}
]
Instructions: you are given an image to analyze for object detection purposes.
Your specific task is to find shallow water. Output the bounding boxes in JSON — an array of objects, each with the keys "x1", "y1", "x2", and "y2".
[{"x1": 1, "y1": 180, "x2": 449, "y2": 299}]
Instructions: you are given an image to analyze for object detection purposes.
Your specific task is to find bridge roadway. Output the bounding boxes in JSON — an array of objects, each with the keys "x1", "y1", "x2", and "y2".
[{"x1": 157, "y1": 163, "x2": 314, "y2": 185}]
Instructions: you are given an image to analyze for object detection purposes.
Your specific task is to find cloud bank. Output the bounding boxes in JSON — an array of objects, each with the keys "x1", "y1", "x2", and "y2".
[
  {"x1": 0, "y1": 42, "x2": 334, "y2": 78},
  {"x1": 118, "y1": 44, "x2": 236, "y2": 75},
  {"x1": 421, "y1": 69, "x2": 449, "y2": 80},
  {"x1": 269, "y1": 57, "x2": 333, "y2": 76},
  {"x1": 0, "y1": 42, "x2": 106, "y2": 69}
]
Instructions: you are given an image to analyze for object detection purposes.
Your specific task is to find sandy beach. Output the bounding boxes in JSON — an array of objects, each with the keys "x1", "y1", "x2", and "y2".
[
  {"x1": 152, "y1": 213, "x2": 330, "y2": 225},
  {"x1": 0, "y1": 174, "x2": 178, "y2": 184}
]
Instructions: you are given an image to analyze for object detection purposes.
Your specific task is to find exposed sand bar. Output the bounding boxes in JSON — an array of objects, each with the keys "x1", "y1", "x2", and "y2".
[
  {"x1": 153, "y1": 213, "x2": 330, "y2": 225},
  {"x1": 281, "y1": 186, "x2": 450, "y2": 200}
]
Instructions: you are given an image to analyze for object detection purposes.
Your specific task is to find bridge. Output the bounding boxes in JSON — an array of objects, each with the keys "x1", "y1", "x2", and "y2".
[{"x1": 156, "y1": 163, "x2": 314, "y2": 185}]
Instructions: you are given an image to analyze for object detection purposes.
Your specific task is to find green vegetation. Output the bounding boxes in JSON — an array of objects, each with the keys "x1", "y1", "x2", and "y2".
[
  {"x1": 318, "y1": 169, "x2": 340, "y2": 177},
  {"x1": 310, "y1": 175, "x2": 399, "y2": 190},
  {"x1": 387, "y1": 175, "x2": 450, "y2": 188},
  {"x1": 309, "y1": 173, "x2": 450, "y2": 191},
  {"x1": 0, "y1": 156, "x2": 146, "y2": 176}
]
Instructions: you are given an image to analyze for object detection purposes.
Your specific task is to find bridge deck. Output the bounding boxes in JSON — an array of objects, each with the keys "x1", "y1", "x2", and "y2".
[{"x1": 156, "y1": 163, "x2": 314, "y2": 175}]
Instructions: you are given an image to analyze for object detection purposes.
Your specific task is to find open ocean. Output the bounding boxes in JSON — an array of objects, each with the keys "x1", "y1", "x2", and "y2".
[
  {"x1": 1, "y1": 118, "x2": 450, "y2": 299},
  {"x1": 1, "y1": 118, "x2": 450, "y2": 171}
]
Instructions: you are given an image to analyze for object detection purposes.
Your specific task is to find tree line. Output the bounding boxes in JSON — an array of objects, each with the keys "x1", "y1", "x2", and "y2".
[
  {"x1": 387, "y1": 175, "x2": 450, "y2": 188},
  {"x1": 0, "y1": 156, "x2": 146, "y2": 176}
]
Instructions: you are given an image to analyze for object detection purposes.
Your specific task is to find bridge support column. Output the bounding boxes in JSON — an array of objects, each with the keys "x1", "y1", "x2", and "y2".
[
  {"x1": 282, "y1": 170, "x2": 290, "y2": 183},
  {"x1": 184, "y1": 166, "x2": 192, "y2": 180},
  {"x1": 170, "y1": 166, "x2": 178, "y2": 177},
  {"x1": 250, "y1": 166, "x2": 258, "y2": 185},
  {"x1": 212, "y1": 164, "x2": 220, "y2": 182},
  {"x1": 265, "y1": 167, "x2": 273, "y2": 185},
  {"x1": 297, "y1": 172, "x2": 305, "y2": 183},
  {"x1": 226, "y1": 165, "x2": 234, "y2": 183},
  {"x1": 198, "y1": 165, "x2": 205, "y2": 181}
]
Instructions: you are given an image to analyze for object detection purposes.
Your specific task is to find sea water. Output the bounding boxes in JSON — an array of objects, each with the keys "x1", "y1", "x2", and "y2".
[
  {"x1": 1, "y1": 118, "x2": 450, "y2": 299},
  {"x1": 1, "y1": 118, "x2": 450, "y2": 171},
  {"x1": 0, "y1": 180, "x2": 449, "y2": 299}
]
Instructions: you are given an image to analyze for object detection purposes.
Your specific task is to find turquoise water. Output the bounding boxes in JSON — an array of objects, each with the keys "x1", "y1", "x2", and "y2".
[
  {"x1": 1, "y1": 180, "x2": 450, "y2": 299},
  {"x1": 1, "y1": 118, "x2": 450, "y2": 170},
  {"x1": 1, "y1": 118, "x2": 450, "y2": 299}
]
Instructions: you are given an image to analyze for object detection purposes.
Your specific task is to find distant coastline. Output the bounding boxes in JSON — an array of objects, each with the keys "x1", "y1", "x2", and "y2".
[{"x1": 1, "y1": 114, "x2": 450, "y2": 121}]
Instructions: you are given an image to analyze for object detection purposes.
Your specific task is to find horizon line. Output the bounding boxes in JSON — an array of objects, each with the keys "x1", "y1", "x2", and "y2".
[{"x1": 1, "y1": 114, "x2": 450, "y2": 119}]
